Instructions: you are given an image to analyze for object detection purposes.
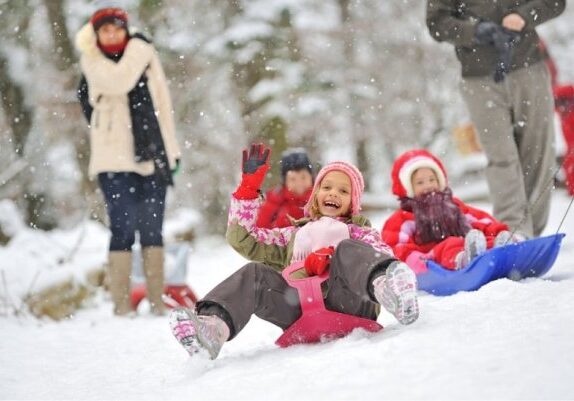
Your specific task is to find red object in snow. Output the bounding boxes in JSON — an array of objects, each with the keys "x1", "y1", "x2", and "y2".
[
  {"x1": 131, "y1": 284, "x2": 198, "y2": 310},
  {"x1": 275, "y1": 261, "x2": 382, "y2": 348},
  {"x1": 554, "y1": 84, "x2": 574, "y2": 196}
]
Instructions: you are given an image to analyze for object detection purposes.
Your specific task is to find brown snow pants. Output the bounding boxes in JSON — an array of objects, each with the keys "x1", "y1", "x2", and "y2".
[
  {"x1": 460, "y1": 62, "x2": 555, "y2": 237},
  {"x1": 196, "y1": 239, "x2": 396, "y2": 340}
]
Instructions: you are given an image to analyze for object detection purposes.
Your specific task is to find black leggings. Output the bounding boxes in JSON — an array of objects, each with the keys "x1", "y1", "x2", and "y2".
[{"x1": 98, "y1": 172, "x2": 167, "y2": 251}]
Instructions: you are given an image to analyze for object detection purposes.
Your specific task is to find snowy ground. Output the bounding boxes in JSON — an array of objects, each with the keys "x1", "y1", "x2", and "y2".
[{"x1": 1, "y1": 191, "x2": 573, "y2": 400}]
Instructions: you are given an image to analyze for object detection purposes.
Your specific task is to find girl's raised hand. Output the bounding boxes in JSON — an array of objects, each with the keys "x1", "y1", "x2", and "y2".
[
  {"x1": 233, "y1": 143, "x2": 272, "y2": 200},
  {"x1": 242, "y1": 143, "x2": 271, "y2": 174}
]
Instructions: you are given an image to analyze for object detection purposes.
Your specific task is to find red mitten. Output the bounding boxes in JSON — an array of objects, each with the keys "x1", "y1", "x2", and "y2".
[
  {"x1": 304, "y1": 247, "x2": 335, "y2": 276},
  {"x1": 483, "y1": 221, "x2": 509, "y2": 237},
  {"x1": 233, "y1": 168, "x2": 269, "y2": 199},
  {"x1": 233, "y1": 144, "x2": 271, "y2": 200}
]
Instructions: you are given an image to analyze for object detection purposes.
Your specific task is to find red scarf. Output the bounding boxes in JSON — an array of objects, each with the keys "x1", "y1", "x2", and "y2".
[{"x1": 97, "y1": 37, "x2": 129, "y2": 56}]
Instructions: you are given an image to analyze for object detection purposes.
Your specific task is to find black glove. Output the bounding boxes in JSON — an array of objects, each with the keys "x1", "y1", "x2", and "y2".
[
  {"x1": 492, "y1": 28, "x2": 519, "y2": 82},
  {"x1": 474, "y1": 21, "x2": 499, "y2": 45},
  {"x1": 242, "y1": 143, "x2": 271, "y2": 174},
  {"x1": 474, "y1": 21, "x2": 520, "y2": 82},
  {"x1": 233, "y1": 143, "x2": 271, "y2": 200}
]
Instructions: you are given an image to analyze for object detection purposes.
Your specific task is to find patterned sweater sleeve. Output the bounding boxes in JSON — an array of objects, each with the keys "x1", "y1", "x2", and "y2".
[
  {"x1": 226, "y1": 196, "x2": 296, "y2": 270},
  {"x1": 349, "y1": 224, "x2": 395, "y2": 258}
]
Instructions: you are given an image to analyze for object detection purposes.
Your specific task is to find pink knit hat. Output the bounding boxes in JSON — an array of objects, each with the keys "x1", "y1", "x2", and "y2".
[{"x1": 305, "y1": 161, "x2": 365, "y2": 216}]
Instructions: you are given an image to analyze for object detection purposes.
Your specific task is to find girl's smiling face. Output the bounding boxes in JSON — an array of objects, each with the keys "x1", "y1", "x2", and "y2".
[
  {"x1": 412, "y1": 167, "x2": 440, "y2": 197},
  {"x1": 315, "y1": 171, "x2": 352, "y2": 217}
]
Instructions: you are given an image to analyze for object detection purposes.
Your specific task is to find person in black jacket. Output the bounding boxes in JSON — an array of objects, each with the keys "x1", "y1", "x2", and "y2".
[{"x1": 426, "y1": 0, "x2": 565, "y2": 239}]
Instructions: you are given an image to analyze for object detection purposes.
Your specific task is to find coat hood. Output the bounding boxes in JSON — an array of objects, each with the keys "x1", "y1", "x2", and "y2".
[{"x1": 391, "y1": 149, "x2": 448, "y2": 198}]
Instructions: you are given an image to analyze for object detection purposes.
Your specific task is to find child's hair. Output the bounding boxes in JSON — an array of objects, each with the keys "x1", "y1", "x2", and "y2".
[
  {"x1": 280, "y1": 148, "x2": 313, "y2": 180},
  {"x1": 305, "y1": 161, "x2": 364, "y2": 219},
  {"x1": 391, "y1": 149, "x2": 447, "y2": 198}
]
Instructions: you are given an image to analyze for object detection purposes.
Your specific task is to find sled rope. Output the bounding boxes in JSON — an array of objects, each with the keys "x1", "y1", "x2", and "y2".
[
  {"x1": 503, "y1": 154, "x2": 574, "y2": 245},
  {"x1": 555, "y1": 195, "x2": 573, "y2": 235}
]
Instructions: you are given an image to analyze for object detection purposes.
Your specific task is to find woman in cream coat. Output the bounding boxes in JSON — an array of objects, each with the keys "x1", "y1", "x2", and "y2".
[{"x1": 76, "y1": 7, "x2": 181, "y2": 316}]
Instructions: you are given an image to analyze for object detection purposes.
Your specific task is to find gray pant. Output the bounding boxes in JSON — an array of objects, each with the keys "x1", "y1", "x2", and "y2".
[
  {"x1": 196, "y1": 239, "x2": 394, "y2": 340},
  {"x1": 460, "y1": 62, "x2": 555, "y2": 237}
]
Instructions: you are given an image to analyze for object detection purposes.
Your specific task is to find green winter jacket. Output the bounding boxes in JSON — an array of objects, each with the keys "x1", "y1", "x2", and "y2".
[
  {"x1": 426, "y1": 0, "x2": 565, "y2": 77},
  {"x1": 227, "y1": 213, "x2": 372, "y2": 273}
]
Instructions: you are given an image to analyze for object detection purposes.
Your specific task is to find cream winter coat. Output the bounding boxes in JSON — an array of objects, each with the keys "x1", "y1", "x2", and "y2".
[{"x1": 75, "y1": 23, "x2": 181, "y2": 177}]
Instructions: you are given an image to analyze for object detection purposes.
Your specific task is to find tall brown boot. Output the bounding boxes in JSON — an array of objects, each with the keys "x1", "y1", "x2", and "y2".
[
  {"x1": 142, "y1": 246, "x2": 166, "y2": 315},
  {"x1": 107, "y1": 251, "x2": 133, "y2": 316}
]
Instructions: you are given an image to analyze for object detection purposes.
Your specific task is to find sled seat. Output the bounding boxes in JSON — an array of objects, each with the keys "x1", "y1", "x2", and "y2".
[
  {"x1": 417, "y1": 233, "x2": 565, "y2": 296},
  {"x1": 275, "y1": 261, "x2": 382, "y2": 348}
]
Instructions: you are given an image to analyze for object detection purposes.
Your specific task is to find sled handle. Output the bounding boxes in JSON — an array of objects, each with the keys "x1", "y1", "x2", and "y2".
[{"x1": 282, "y1": 261, "x2": 328, "y2": 313}]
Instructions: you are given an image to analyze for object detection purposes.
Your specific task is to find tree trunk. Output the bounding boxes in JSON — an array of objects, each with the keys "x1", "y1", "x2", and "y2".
[
  {"x1": 339, "y1": 0, "x2": 370, "y2": 190},
  {"x1": 259, "y1": 116, "x2": 288, "y2": 188},
  {"x1": 42, "y1": 0, "x2": 75, "y2": 72},
  {"x1": 0, "y1": 52, "x2": 33, "y2": 156},
  {"x1": 42, "y1": 0, "x2": 107, "y2": 223}
]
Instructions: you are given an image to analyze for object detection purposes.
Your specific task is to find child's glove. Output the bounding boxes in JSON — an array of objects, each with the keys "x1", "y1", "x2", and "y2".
[
  {"x1": 233, "y1": 143, "x2": 271, "y2": 200},
  {"x1": 304, "y1": 246, "x2": 335, "y2": 276}
]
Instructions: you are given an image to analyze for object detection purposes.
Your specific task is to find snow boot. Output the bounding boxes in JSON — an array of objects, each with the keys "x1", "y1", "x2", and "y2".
[
  {"x1": 494, "y1": 230, "x2": 513, "y2": 247},
  {"x1": 494, "y1": 230, "x2": 526, "y2": 247},
  {"x1": 455, "y1": 229, "x2": 487, "y2": 269},
  {"x1": 142, "y1": 246, "x2": 166, "y2": 316},
  {"x1": 373, "y1": 261, "x2": 419, "y2": 325},
  {"x1": 107, "y1": 251, "x2": 133, "y2": 316},
  {"x1": 169, "y1": 307, "x2": 230, "y2": 360}
]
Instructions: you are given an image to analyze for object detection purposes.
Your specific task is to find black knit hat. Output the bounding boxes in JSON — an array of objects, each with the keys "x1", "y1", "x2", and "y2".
[{"x1": 280, "y1": 149, "x2": 312, "y2": 179}]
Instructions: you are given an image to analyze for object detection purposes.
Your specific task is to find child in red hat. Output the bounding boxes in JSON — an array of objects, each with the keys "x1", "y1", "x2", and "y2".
[{"x1": 382, "y1": 149, "x2": 523, "y2": 273}]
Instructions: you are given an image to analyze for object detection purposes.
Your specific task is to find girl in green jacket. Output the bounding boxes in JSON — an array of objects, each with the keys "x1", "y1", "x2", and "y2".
[{"x1": 169, "y1": 144, "x2": 419, "y2": 359}]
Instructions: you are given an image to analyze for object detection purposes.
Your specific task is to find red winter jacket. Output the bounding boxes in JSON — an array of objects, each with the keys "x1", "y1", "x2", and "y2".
[
  {"x1": 554, "y1": 85, "x2": 574, "y2": 142},
  {"x1": 382, "y1": 197, "x2": 508, "y2": 268},
  {"x1": 256, "y1": 186, "x2": 312, "y2": 229},
  {"x1": 554, "y1": 84, "x2": 574, "y2": 195},
  {"x1": 383, "y1": 149, "x2": 508, "y2": 270}
]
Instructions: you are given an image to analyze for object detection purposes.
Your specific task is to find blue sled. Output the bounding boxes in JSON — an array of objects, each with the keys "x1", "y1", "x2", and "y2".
[{"x1": 417, "y1": 233, "x2": 565, "y2": 296}]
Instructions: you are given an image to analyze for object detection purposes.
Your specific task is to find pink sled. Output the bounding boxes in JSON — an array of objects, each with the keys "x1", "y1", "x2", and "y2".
[{"x1": 275, "y1": 261, "x2": 383, "y2": 348}]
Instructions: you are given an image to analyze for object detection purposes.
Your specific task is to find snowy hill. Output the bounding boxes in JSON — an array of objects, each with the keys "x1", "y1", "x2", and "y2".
[{"x1": 1, "y1": 191, "x2": 573, "y2": 400}]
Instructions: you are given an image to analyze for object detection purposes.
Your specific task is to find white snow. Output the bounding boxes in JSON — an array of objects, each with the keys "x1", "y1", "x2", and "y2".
[{"x1": 1, "y1": 190, "x2": 573, "y2": 400}]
